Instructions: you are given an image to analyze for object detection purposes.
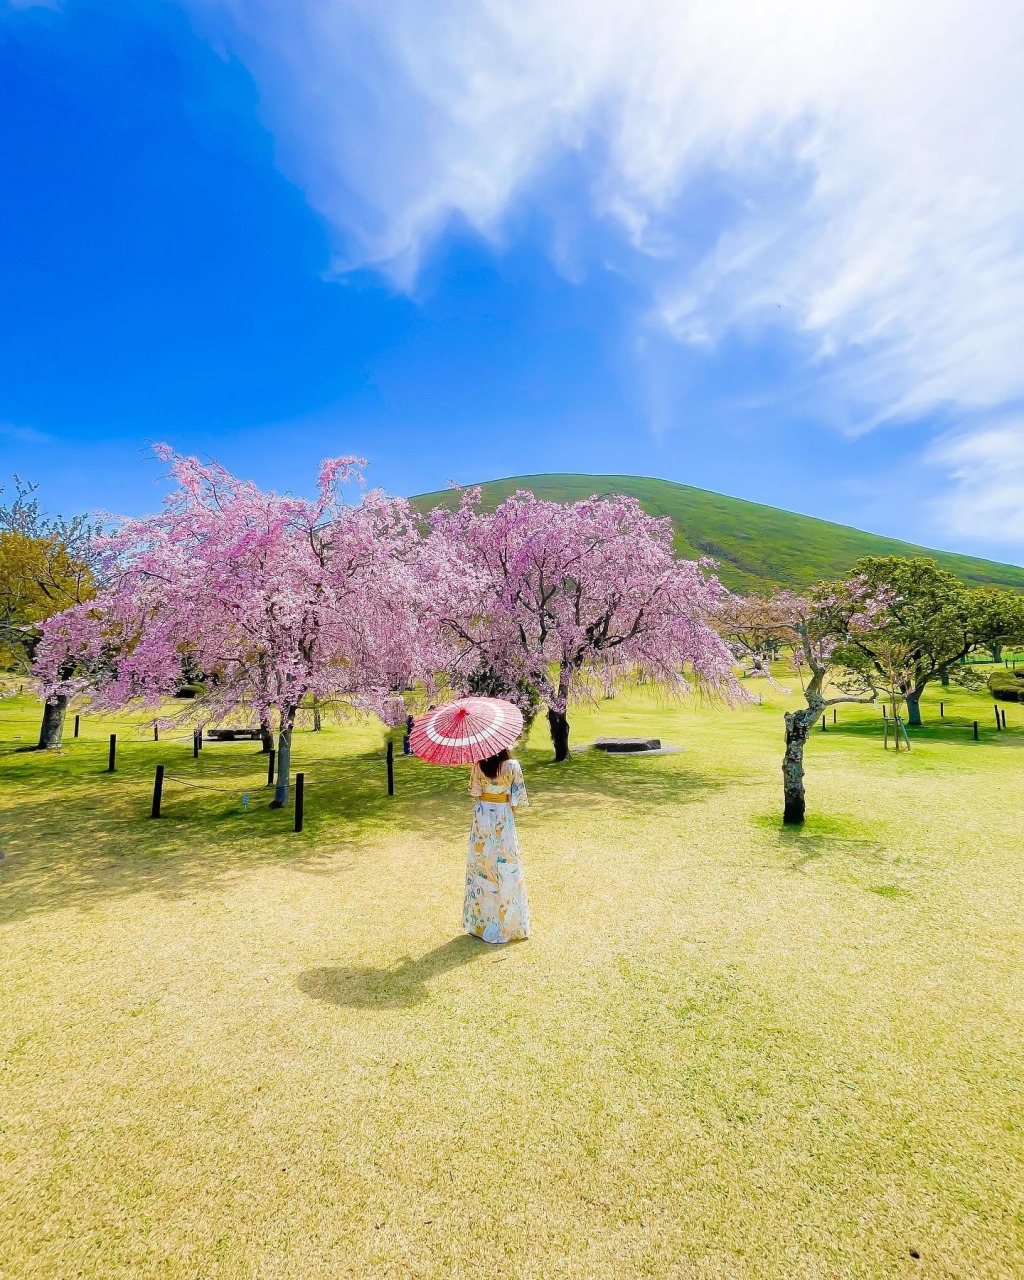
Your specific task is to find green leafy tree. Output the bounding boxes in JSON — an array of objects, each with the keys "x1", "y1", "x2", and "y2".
[
  {"x1": 0, "y1": 478, "x2": 98, "y2": 747},
  {"x1": 830, "y1": 557, "x2": 976, "y2": 726},
  {"x1": 967, "y1": 587, "x2": 1024, "y2": 664}
]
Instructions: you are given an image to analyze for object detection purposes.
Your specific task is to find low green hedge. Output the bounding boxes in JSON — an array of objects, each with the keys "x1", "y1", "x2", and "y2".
[{"x1": 989, "y1": 671, "x2": 1024, "y2": 702}]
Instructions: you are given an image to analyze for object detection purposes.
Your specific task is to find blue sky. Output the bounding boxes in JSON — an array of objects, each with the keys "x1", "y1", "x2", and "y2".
[{"x1": 2, "y1": 0, "x2": 1022, "y2": 562}]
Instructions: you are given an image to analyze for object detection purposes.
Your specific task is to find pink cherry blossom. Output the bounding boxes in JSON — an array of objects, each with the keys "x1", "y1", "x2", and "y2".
[
  {"x1": 422, "y1": 488, "x2": 738, "y2": 758},
  {"x1": 34, "y1": 448, "x2": 428, "y2": 803}
]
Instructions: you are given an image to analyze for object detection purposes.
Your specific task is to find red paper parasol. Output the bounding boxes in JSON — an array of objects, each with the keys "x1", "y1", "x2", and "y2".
[{"x1": 410, "y1": 697, "x2": 524, "y2": 766}]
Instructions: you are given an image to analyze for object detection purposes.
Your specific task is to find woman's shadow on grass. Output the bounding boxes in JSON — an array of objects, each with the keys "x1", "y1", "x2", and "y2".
[{"x1": 297, "y1": 934, "x2": 497, "y2": 1010}]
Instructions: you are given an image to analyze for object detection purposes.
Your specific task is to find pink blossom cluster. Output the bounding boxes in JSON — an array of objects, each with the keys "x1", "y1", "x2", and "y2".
[
  {"x1": 717, "y1": 580, "x2": 891, "y2": 709},
  {"x1": 35, "y1": 455, "x2": 743, "y2": 755},
  {"x1": 34, "y1": 449, "x2": 428, "y2": 731},
  {"x1": 422, "y1": 488, "x2": 738, "y2": 716}
]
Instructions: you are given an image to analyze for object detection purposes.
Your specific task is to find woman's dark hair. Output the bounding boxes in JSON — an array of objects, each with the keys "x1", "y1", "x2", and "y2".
[{"x1": 479, "y1": 748, "x2": 510, "y2": 779}]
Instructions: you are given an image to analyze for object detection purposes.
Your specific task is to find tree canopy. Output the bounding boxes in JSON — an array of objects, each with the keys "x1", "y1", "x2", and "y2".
[
  {"x1": 0, "y1": 478, "x2": 96, "y2": 672},
  {"x1": 424, "y1": 487, "x2": 736, "y2": 758},
  {"x1": 827, "y1": 557, "x2": 977, "y2": 725},
  {"x1": 967, "y1": 587, "x2": 1024, "y2": 663},
  {"x1": 34, "y1": 448, "x2": 427, "y2": 799}
]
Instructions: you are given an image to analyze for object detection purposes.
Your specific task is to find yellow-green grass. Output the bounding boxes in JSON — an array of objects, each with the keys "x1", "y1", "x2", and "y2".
[{"x1": 1, "y1": 679, "x2": 1023, "y2": 1279}]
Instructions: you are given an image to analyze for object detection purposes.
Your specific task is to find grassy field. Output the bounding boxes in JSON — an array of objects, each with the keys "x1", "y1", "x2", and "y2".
[
  {"x1": 2, "y1": 677, "x2": 1023, "y2": 1279},
  {"x1": 412, "y1": 474, "x2": 1024, "y2": 593}
]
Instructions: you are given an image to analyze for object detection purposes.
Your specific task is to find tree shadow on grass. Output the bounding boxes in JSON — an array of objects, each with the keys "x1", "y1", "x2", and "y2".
[
  {"x1": 0, "y1": 739, "x2": 729, "y2": 923},
  {"x1": 518, "y1": 745, "x2": 733, "y2": 809},
  {"x1": 752, "y1": 812, "x2": 893, "y2": 874},
  {"x1": 297, "y1": 935, "x2": 495, "y2": 1010}
]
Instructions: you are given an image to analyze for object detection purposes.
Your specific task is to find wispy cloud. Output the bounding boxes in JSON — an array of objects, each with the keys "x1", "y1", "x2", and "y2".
[
  {"x1": 187, "y1": 0, "x2": 1024, "y2": 541},
  {"x1": 0, "y1": 421, "x2": 53, "y2": 444},
  {"x1": 926, "y1": 419, "x2": 1024, "y2": 545}
]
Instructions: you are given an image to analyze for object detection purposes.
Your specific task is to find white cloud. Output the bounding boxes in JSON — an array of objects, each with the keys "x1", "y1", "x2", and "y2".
[
  {"x1": 0, "y1": 421, "x2": 52, "y2": 444},
  {"x1": 926, "y1": 420, "x2": 1024, "y2": 544},
  {"x1": 187, "y1": 0, "x2": 1024, "y2": 540}
]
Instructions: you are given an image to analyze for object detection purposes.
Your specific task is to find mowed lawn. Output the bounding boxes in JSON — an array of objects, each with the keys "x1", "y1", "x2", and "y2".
[{"x1": 1, "y1": 679, "x2": 1023, "y2": 1279}]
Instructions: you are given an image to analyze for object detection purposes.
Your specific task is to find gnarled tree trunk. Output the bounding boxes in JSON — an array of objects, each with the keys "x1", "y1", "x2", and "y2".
[
  {"x1": 37, "y1": 695, "x2": 68, "y2": 749},
  {"x1": 782, "y1": 708, "x2": 816, "y2": 825},
  {"x1": 905, "y1": 686, "x2": 924, "y2": 727},
  {"x1": 547, "y1": 707, "x2": 571, "y2": 762},
  {"x1": 270, "y1": 705, "x2": 297, "y2": 807},
  {"x1": 259, "y1": 716, "x2": 274, "y2": 753}
]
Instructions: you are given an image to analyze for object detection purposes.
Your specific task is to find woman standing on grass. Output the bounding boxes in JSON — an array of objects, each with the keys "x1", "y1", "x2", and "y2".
[{"x1": 464, "y1": 748, "x2": 530, "y2": 944}]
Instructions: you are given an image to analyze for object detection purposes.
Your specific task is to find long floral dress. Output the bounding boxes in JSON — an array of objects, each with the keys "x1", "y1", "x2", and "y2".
[{"x1": 464, "y1": 759, "x2": 530, "y2": 944}]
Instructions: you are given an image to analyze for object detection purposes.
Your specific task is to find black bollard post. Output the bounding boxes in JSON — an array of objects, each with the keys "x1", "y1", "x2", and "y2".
[
  {"x1": 153, "y1": 724, "x2": 159, "y2": 742},
  {"x1": 1002, "y1": 708, "x2": 1008, "y2": 730},
  {"x1": 266, "y1": 748, "x2": 276, "y2": 788},
  {"x1": 107, "y1": 733, "x2": 117, "y2": 772},
  {"x1": 940, "y1": 701, "x2": 944, "y2": 717},
  {"x1": 821, "y1": 715, "x2": 826, "y2": 732},
  {"x1": 973, "y1": 721, "x2": 979, "y2": 741},
  {"x1": 833, "y1": 708, "x2": 837, "y2": 724},
  {"x1": 74, "y1": 714, "x2": 80, "y2": 738},
  {"x1": 294, "y1": 772, "x2": 305, "y2": 833},
  {"x1": 151, "y1": 764, "x2": 164, "y2": 818},
  {"x1": 387, "y1": 739, "x2": 395, "y2": 795},
  {"x1": 193, "y1": 728, "x2": 201, "y2": 759},
  {"x1": 995, "y1": 704, "x2": 1002, "y2": 730}
]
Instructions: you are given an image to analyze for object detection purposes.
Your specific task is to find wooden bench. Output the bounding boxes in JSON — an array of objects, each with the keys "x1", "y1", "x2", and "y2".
[{"x1": 205, "y1": 728, "x2": 264, "y2": 742}]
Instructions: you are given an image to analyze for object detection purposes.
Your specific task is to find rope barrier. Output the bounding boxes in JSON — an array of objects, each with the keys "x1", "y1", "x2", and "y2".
[
  {"x1": 160, "y1": 751, "x2": 396, "y2": 791},
  {"x1": 163, "y1": 775, "x2": 259, "y2": 793},
  {"x1": 180, "y1": 759, "x2": 273, "y2": 775},
  {"x1": 151, "y1": 744, "x2": 407, "y2": 819}
]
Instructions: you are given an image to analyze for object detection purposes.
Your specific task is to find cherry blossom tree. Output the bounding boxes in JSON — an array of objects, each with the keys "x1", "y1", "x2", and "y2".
[
  {"x1": 34, "y1": 448, "x2": 425, "y2": 805},
  {"x1": 717, "y1": 585, "x2": 885, "y2": 824},
  {"x1": 424, "y1": 488, "x2": 736, "y2": 759}
]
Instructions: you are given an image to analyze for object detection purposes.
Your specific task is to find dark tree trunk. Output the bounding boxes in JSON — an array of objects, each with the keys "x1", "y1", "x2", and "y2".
[
  {"x1": 269, "y1": 707, "x2": 296, "y2": 807},
  {"x1": 905, "y1": 688, "x2": 924, "y2": 727},
  {"x1": 547, "y1": 707, "x2": 571, "y2": 762},
  {"x1": 940, "y1": 666, "x2": 950, "y2": 688},
  {"x1": 990, "y1": 643, "x2": 1003, "y2": 664},
  {"x1": 782, "y1": 709, "x2": 814, "y2": 825},
  {"x1": 259, "y1": 716, "x2": 274, "y2": 753},
  {"x1": 37, "y1": 695, "x2": 68, "y2": 749}
]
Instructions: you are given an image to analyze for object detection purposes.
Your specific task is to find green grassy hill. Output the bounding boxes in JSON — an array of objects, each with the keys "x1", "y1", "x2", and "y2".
[{"x1": 412, "y1": 473, "x2": 1024, "y2": 593}]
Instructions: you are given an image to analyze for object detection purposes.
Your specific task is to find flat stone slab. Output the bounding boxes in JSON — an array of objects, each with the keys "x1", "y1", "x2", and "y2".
[{"x1": 593, "y1": 736, "x2": 662, "y2": 753}]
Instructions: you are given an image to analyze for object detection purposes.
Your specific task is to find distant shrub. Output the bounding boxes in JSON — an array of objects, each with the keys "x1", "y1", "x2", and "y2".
[
  {"x1": 174, "y1": 683, "x2": 203, "y2": 699},
  {"x1": 988, "y1": 671, "x2": 1024, "y2": 702}
]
